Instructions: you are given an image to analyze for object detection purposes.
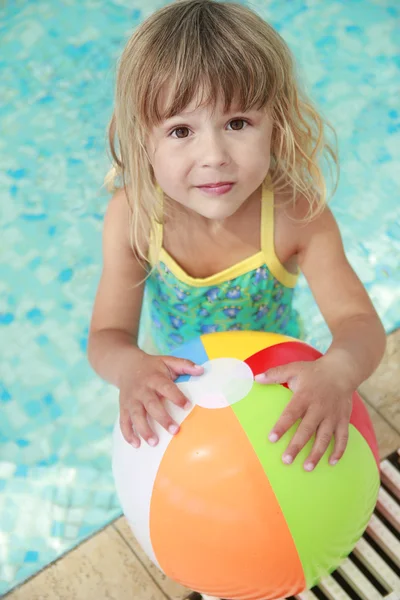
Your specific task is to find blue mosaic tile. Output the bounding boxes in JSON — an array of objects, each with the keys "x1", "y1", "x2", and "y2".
[
  {"x1": 24, "y1": 551, "x2": 39, "y2": 564},
  {"x1": 0, "y1": 0, "x2": 399, "y2": 595}
]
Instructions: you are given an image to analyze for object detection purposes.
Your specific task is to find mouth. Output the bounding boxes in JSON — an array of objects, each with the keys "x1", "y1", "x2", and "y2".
[
  {"x1": 197, "y1": 182, "x2": 235, "y2": 188},
  {"x1": 196, "y1": 182, "x2": 235, "y2": 196}
]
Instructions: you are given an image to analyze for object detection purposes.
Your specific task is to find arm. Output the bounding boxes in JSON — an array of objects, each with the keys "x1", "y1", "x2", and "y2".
[
  {"x1": 256, "y1": 200, "x2": 386, "y2": 470},
  {"x1": 297, "y1": 205, "x2": 386, "y2": 387},
  {"x1": 87, "y1": 189, "x2": 203, "y2": 447},
  {"x1": 87, "y1": 188, "x2": 147, "y2": 388}
]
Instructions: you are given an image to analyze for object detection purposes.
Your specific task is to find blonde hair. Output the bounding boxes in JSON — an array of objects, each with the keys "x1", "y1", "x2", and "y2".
[{"x1": 106, "y1": 0, "x2": 339, "y2": 263}]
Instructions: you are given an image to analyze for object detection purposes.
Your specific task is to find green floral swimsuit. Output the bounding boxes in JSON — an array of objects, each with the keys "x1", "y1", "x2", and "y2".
[{"x1": 138, "y1": 181, "x2": 302, "y2": 355}]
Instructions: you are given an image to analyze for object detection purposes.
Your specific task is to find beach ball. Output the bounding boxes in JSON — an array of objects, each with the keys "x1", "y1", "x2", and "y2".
[{"x1": 112, "y1": 331, "x2": 380, "y2": 600}]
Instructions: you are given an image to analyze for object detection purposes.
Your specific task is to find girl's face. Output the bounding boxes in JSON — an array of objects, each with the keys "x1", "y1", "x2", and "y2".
[{"x1": 147, "y1": 89, "x2": 273, "y2": 221}]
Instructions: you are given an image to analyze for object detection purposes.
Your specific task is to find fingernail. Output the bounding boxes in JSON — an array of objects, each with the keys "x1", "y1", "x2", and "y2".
[
  {"x1": 169, "y1": 424, "x2": 179, "y2": 435},
  {"x1": 148, "y1": 437, "x2": 158, "y2": 447},
  {"x1": 255, "y1": 373, "x2": 268, "y2": 383},
  {"x1": 193, "y1": 364, "x2": 204, "y2": 370},
  {"x1": 269, "y1": 432, "x2": 279, "y2": 443},
  {"x1": 131, "y1": 440, "x2": 140, "y2": 449},
  {"x1": 330, "y1": 459, "x2": 338, "y2": 466},
  {"x1": 282, "y1": 454, "x2": 293, "y2": 465},
  {"x1": 184, "y1": 401, "x2": 192, "y2": 410},
  {"x1": 304, "y1": 462, "x2": 314, "y2": 471}
]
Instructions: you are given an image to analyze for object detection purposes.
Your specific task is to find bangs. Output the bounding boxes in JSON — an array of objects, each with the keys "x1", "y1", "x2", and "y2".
[
  {"x1": 152, "y1": 71, "x2": 270, "y2": 126},
  {"x1": 133, "y1": 2, "x2": 281, "y2": 129}
]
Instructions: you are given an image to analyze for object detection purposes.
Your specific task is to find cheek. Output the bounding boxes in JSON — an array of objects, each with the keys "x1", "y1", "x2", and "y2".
[
  {"x1": 152, "y1": 146, "x2": 174, "y2": 177},
  {"x1": 255, "y1": 130, "x2": 272, "y2": 168},
  {"x1": 240, "y1": 142, "x2": 271, "y2": 176},
  {"x1": 154, "y1": 146, "x2": 192, "y2": 191},
  {"x1": 238, "y1": 125, "x2": 271, "y2": 160},
  {"x1": 154, "y1": 141, "x2": 184, "y2": 167},
  {"x1": 152, "y1": 149, "x2": 187, "y2": 194},
  {"x1": 257, "y1": 126, "x2": 272, "y2": 156}
]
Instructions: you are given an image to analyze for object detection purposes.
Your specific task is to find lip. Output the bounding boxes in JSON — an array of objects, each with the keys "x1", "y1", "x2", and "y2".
[
  {"x1": 196, "y1": 182, "x2": 235, "y2": 196},
  {"x1": 197, "y1": 182, "x2": 235, "y2": 188}
]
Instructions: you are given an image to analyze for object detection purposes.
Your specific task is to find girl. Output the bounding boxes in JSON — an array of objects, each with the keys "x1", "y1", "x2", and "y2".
[{"x1": 88, "y1": 0, "x2": 385, "y2": 478}]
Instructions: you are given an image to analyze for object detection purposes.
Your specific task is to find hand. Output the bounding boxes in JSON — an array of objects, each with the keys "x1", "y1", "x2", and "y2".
[
  {"x1": 255, "y1": 357, "x2": 354, "y2": 471},
  {"x1": 118, "y1": 352, "x2": 204, "y2": 448}
]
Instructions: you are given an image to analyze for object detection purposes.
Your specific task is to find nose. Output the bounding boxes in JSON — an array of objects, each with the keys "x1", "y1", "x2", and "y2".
[{"x1": 198, "y1": 131, "x2": 230, "y2": 168}]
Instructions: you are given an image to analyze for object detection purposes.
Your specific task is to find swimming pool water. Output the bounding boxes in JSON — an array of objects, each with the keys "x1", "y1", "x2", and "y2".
[{"x1": 0, "y1": 0, "x2": 399, "y2": 594}]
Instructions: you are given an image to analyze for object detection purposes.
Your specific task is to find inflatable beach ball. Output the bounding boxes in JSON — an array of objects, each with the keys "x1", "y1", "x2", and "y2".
[{"x1": 112, "y1": 331, "x2": 380, "y2": 600}]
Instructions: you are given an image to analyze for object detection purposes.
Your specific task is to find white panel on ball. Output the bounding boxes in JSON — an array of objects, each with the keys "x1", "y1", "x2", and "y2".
[{"x1": 112, "y1": 393, "x2": 195, "y2": 567}]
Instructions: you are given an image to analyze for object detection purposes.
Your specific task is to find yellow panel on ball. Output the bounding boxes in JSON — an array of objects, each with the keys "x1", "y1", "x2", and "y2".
[{"x1": 200, "y1": 330, "x2": 294, "y2": 360}]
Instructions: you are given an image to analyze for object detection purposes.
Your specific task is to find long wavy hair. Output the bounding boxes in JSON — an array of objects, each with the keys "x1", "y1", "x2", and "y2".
[{"x1": 106, "y1": 0, "x2": 339, "y2": 264}]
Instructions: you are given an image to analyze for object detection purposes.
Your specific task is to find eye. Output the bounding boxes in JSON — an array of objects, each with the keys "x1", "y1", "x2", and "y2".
[
  {"x1": 228, "y1": 119, "x2": 249, "y2": 131},
  {"x1": 170, "y1": 126, "x2": 190, "y2": 139}
]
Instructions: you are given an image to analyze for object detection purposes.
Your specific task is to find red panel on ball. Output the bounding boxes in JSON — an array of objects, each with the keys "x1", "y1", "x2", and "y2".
[
  {"x1": 349, "y1": 391, "x2": 380, "y2": 469},
  {"x1": 245, "y1": 341, "x2": 320, "y2": 383}
]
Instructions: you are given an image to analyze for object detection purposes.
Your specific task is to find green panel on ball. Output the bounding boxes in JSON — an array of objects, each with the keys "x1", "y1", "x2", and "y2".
[{"x1": 232, "y1": 383, "x2": 380, "y2": 588}]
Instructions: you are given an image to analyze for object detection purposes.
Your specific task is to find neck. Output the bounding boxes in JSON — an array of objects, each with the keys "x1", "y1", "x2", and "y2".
[{"x1": 164, "y1": 184, "x2": 263, "y2": 234}]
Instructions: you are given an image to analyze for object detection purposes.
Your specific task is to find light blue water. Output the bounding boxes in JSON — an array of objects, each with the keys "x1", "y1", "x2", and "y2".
[{"x1": 0, "y1": 0, "x2": 399, "y2": 595}]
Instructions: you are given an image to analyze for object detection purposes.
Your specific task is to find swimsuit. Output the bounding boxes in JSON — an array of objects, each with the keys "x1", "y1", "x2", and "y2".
[{"x1": 138, "y1": 180, "x2": 302, "y2": 355}]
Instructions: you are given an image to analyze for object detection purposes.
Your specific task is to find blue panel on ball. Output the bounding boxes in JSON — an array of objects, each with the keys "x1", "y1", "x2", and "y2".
[{"x1": 171, "y1": 337, "x2": 208, "y2": 382}]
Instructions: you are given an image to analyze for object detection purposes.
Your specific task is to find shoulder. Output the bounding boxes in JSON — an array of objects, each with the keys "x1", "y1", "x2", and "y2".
[
  {"x1": 104, "y1": 186, "x2": 130, "y2": 225},
  {"x1": 274, "y1": 186, "x2": 342, "y2": 258},
  {"x1": 103, "y1": 187, "x2": 149, "y2": 261}
]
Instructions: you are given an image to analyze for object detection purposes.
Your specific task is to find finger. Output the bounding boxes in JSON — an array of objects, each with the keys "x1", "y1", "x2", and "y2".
[
  {"x1": 163, "y1": 356, "x2": 204, "y2": 377},
  {"x1": 120, "y1": 406, "x2": 140, "y2": 448},
  {"x1": 254, "y1": 362, "x2": 303, "y2": 388},
  {"x1": 282, "y1": 413, "x2": 321, "y2": 465},
  {"x1": 303, "y1": 421, "x2": 334, "y2": 471},
  {"x1": 130, "y1": 403, "x2": 158, "y2": 446},
  {"x1": 329, "y1": 420, "x2": 350, "y2": 465},
  {"x1": 145, "y1": 396, "x2": 180, "y2": 436},
  {"x1": 153, "y1": 375, "x2": 192, "y2": 410},
  {"x1": 268, "y1": 395, "x2": 305, "y2": 443}
]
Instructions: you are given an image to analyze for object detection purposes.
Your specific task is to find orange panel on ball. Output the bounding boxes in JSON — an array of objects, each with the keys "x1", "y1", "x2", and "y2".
[{"x1": 150, "y1": 405, "x2": 305, "y2": 600}]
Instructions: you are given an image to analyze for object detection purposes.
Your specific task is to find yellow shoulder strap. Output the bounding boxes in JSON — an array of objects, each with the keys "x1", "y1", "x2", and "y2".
[{"x1": 261, "y1": 179, "x2": 299, "y2": 289}]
